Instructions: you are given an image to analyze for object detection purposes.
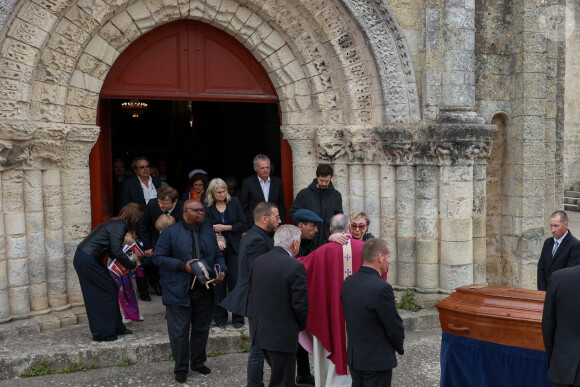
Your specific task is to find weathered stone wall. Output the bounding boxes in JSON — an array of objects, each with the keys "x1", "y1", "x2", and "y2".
[
  {"x1": 0, "y1": 0, "x2": 566, "y2": 327},
  {"x1": 565, "y1": 0, "x2": 580, "y2": 187}
]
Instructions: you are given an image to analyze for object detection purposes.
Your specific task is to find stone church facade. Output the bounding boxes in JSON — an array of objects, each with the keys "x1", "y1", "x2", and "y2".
[{"x1": 0, "y1": 0, "x2": 568, "y2": 328}]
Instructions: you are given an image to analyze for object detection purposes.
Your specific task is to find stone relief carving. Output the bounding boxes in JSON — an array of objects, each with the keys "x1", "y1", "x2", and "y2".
[{"x1": 313, "y1": 124, "x2": 496, "y2": 165}]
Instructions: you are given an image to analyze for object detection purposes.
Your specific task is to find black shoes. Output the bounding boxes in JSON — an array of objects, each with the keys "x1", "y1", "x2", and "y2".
[
  {"x1": 296, "y1": 375, "x2": 315, "y2": 385},
  {"x1": 233, "y1": 322, "x2": 244, "y2": 329},
  {"x1": 192, "y1": 365, "x2": 211, "y2": 375},
  {"x1": 175, "y1": 371, "x2": 187, "y2": 383},
  {"x1": 140, "y1": 294, "x2": 152, "y2": 302},
  {"x1": 93, "y1": 335, "x2": 117, "y2": 342},
  {"x1": 118, "y1": 328, "x2": 132, "y2": 335},
  {"x1": 152, "y1": 283, "x2": 162, "y2": 296}
]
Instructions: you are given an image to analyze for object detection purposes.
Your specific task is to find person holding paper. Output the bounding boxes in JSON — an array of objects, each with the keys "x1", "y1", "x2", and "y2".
[
  {"x1": 73, "y1": 203, "x2": 143, "y2": 342},
  {"x1": 153, "y1": 199, "x2": 227, "y2": 384}
]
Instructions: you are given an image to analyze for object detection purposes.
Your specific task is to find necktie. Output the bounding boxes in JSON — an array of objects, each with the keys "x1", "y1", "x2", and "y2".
[
  {"x1": 163, "y1": 211, "x2": 169, "y2": 215},
  {"x1": 552, "y1": 241, "x2": 559, "y2": 257}
]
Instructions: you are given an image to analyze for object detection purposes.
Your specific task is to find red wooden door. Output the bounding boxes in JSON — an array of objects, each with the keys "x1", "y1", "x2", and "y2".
[{"x1": 92, "y1": 20, "x2": 291, "y2": 226}]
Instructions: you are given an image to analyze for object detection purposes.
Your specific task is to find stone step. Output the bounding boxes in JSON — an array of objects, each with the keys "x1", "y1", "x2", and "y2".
[
  {"x1": 0, "y1": 308, "x2": 441, "y2": 380},
  {"x1": 564, "y1": 197, "x2": 578, "y2": 205},
  {"x1": 564, "y1": 203, "x2": 580, "y2": 212},
  {"x1": 565, "y1": 191, "x2": 580, "y2": 198}
]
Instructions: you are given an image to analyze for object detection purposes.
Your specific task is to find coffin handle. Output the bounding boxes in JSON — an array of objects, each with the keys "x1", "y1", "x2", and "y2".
[{"x1": 448, "y1": 324, "x2": 470, "y2": 332}]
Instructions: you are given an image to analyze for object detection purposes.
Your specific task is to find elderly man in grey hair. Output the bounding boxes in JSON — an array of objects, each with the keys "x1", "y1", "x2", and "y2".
[{"x1": 249, "y1": 225, "x2": 309, "y2": 386}]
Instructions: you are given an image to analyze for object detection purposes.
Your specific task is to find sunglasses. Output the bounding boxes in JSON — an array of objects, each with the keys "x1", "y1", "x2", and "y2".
[{"x1": 350, "y1": 224, "x2": 367, "y2": 230}]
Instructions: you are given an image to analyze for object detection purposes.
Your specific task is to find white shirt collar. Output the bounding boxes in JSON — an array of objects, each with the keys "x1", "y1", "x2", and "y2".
[{"x1": 555, "y1": 231, "x2": 568, "y2": 245}]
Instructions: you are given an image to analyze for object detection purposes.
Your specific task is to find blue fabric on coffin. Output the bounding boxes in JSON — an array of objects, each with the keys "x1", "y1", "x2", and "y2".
[{"x1": 440, "y1": 332, "x2": 551, "y2": 387}]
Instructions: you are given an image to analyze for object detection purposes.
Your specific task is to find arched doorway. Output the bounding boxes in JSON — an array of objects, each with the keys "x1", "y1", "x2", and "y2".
[{"x1": 90, "y1": 20, "x2": 291, "y2": 225}]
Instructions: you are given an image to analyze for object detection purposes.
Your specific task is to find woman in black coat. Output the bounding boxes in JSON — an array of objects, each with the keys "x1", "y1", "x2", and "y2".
[
  {"x1": 204, "y1": 178, "x2": 246, "y2": 328},
  {"x1": 73, "y1": 203, "x2": 143, "y2": 341}
]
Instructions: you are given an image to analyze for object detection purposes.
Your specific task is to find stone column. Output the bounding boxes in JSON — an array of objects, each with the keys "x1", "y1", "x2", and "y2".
[
  {"x1": 349, "y1": 164, "x2": 364, "y2": 215},
  {"x1": 23, "y1": 169, "x2": 49, "y2": 313},
  {"x1": 333, "y1": 161, "x2": 349, "y2": 215},
  {"x1": 396, "y1": 165, "x2": 416, "y2": 287},
  {"x1": 439, "y1": 164, "x2": 474, "y2": 289},
  {"x1": 472, "y1": 161, "x2": 487, "y2": 284},
  {"x1": 0, "y1": 172, "x2": 8, "y2": 321},
  {"x1": 61, "y1": 168, "x2": 91, "y2": 305},
  {"x1": 43, "y1": 169, "x2": 67, "y2": 309},
  {"x1": 364, "y1": 165, "x2": 380, "y2": 238},
  {"x1": 441, "y1": 0, "x2": 476, "y2": 113},
  {"x1": 281, "y1": 126, "x2": 317, "y2": 199},
  {"x1": 380, "y1": 165, "x2": 397, "y2": 284},
  {"x1": 4, "y1": 169, "x2": 30, "y2": 317},
  {"x1": 416, "y1": 165, "x2": 439, "y2": 289}
]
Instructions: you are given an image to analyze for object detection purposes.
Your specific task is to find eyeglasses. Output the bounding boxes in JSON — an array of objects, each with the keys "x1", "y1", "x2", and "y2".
[
  {"x1": 186, "y1": 208, "x2": 206, "y2": 213},
  {"x1": 138, "y1": 165, "x2": 151, "y2": 169},
  {"x1": 350, "y1": 223, "x2": 367, "y2": 230},
  {"x1": 193, "y1": 183, "x2": 204, "y2": 188},
  {"x1": 265, "y1": 214, "x2": 281, "y2": 220}
]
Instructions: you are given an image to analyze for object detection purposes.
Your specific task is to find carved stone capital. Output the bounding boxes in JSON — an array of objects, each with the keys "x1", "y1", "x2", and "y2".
[{"x1": 312, "y1": 123, "x2": 497, "y2": 166}]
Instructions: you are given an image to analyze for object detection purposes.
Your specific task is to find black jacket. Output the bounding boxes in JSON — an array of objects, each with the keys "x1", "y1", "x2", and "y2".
[
  {"x1": 249, "y1": 246, "x2": 309, "y2": 353},
  {"x1": 219, "y1": 224, "x2": 273, "y2": 317},
  {"x1": 341, "y1": 266, "x2": 404, "y2": 371},
  {"x1": 240, "y1": 175, "x2": 286, "y2": 228},
  {"x1": 77, "y1": 220, "x2": 136, "y2": 269},
  {"x1": 119, "y1": 175, "x2": 162, "y2": 208},
  {"x1": 137, "y1": 199, "x2": 184, "y2": 251},
  {"x1": 542, "y1": 265, "x2": 580, "y2": 384},
  {"x1": 204, "y1": 197, "x2": 246, "y2": 255},
  {"x1": 537, "y1": 231, "x2": 580, "y2": 291},
  {"x1": 289, "y1": 179, "x2": 343, "y2": 247}
]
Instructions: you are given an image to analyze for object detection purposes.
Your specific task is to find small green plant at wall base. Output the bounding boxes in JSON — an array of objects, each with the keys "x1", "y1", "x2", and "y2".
[
  {"x1": 239, "y1": 331, "x2": 250, "y2": 353},
  {"x1": 169, "y1": 353, "x2": 174, "y2": 361},
  {"x1": 20, "y1": 360, "x2": 51, "y2": 377},
  {"x1": 207, "y1": 350, "x2": 225, "y2": 357},
  {"x1": 21, "y1": 360, "x2": 95, "y2": 377},
  {"x1": 397, "y1": 289, "x2": 421, "y2": 312},
  {"x1": 117, "y1": 357, "x2": 134, "y2": 367}
]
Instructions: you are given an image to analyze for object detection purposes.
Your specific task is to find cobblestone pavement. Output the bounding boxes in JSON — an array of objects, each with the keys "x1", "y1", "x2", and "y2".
[{"x1": 0, "y1": 328, "x2": 442, "y2": 387}]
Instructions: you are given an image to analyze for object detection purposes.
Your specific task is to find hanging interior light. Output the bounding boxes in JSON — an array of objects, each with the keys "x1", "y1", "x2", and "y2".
[{"x1": 121, "y1": 99, "x2": 148, "y2": 118}]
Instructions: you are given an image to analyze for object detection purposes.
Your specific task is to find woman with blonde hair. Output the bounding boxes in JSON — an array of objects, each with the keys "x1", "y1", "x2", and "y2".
[
  {"x1": 349, "y1": 211, "x2": 375, "y2": 242},
  {"x1": 204, "y1": 178, "x2": 246, "y2": 328},
  {"x1": 74, "y1": 203, "x2": 143, "y2": 341}
]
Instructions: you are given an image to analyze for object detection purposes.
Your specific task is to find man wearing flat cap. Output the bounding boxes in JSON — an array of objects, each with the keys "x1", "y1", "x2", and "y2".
[{"x1": 292, "y1": 208, "x2": 323, "y2": 385}]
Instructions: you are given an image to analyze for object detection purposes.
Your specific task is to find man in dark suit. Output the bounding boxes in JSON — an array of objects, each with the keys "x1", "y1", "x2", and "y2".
[
  {"x1": 137, "y1": 186, "x2": 183, "y2": 299},
  {"x1": 341, "y1": 238, "x2": 405, "y2": 387},
  {"x1": 537, "y1": 211, "x2": 580, "y2": 291},
  {"x1": 542, "y1": 265, "x2": 580, "y2": 386},
  {"x1": 249, "y1": 225, "x2": 309, "y2": 387},
  {"x1": 240, "y1": 154, "x2": 286, "y2": 228},
  {"x1": 119, "y1": 156, "x2": 162, "y2": 208},
  {"x1": 220, "y1": 202, "x2": 281, "y2": 387}
]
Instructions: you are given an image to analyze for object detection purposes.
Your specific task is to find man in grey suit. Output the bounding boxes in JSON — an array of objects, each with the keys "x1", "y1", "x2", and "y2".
[
  {"x1": 542, "y1": 265, "x2": 580, "y2": 386},
  {"x1": 341, "y1": 238, "x2": 404, "y2": 387}
]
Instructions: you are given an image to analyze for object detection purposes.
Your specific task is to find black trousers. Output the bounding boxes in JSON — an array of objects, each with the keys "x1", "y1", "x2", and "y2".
[
  {"x1": 296, "y1": 345, "x2": 311, "y2": 377},
  {"x1": 73, "y1": 248, "x2": 126, "y2": 341},
  {"x1": 214, "y1": 250, "x2": 244, "y2": 325},
  {"x1": 351, "y1": 368, "x2": 392, "y2": 387},
  {"x1": 262, "y1": 349, "x2": 296, "y2": 387},
  {"x1": 247, "y1": 317, "x2": 265, "y2": 387},
  {"x1": 165, "y1": 285, "x2": 215, "y2": 374}
]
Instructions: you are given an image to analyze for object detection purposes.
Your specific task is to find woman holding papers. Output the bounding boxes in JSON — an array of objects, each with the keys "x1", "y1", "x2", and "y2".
[
  {"x1": 73, "y1": 203, "x2": 143, "y2": 342},
  {"x1": 204, "y1": 178, "x2": 246, "y2": 328}
]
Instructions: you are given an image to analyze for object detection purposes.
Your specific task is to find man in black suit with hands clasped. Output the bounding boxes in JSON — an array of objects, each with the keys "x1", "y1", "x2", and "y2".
[
  {"x1": 537, "y1": 211, "x2": 580, "y2": 291},
  {"x1": 240, "y1": 154, "x2": 286, "y2": 228},
  {"x1": 249, "y1": 225, "x2": 309, "y2": 387},
  {"x1": 341, "y1": 238, "x2": 404, "y2": 387}
]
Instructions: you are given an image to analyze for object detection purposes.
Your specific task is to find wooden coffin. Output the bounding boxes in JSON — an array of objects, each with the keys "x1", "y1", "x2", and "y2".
[{"x1": 436, "y1": 285, "x2": 545, "y2": 351}]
